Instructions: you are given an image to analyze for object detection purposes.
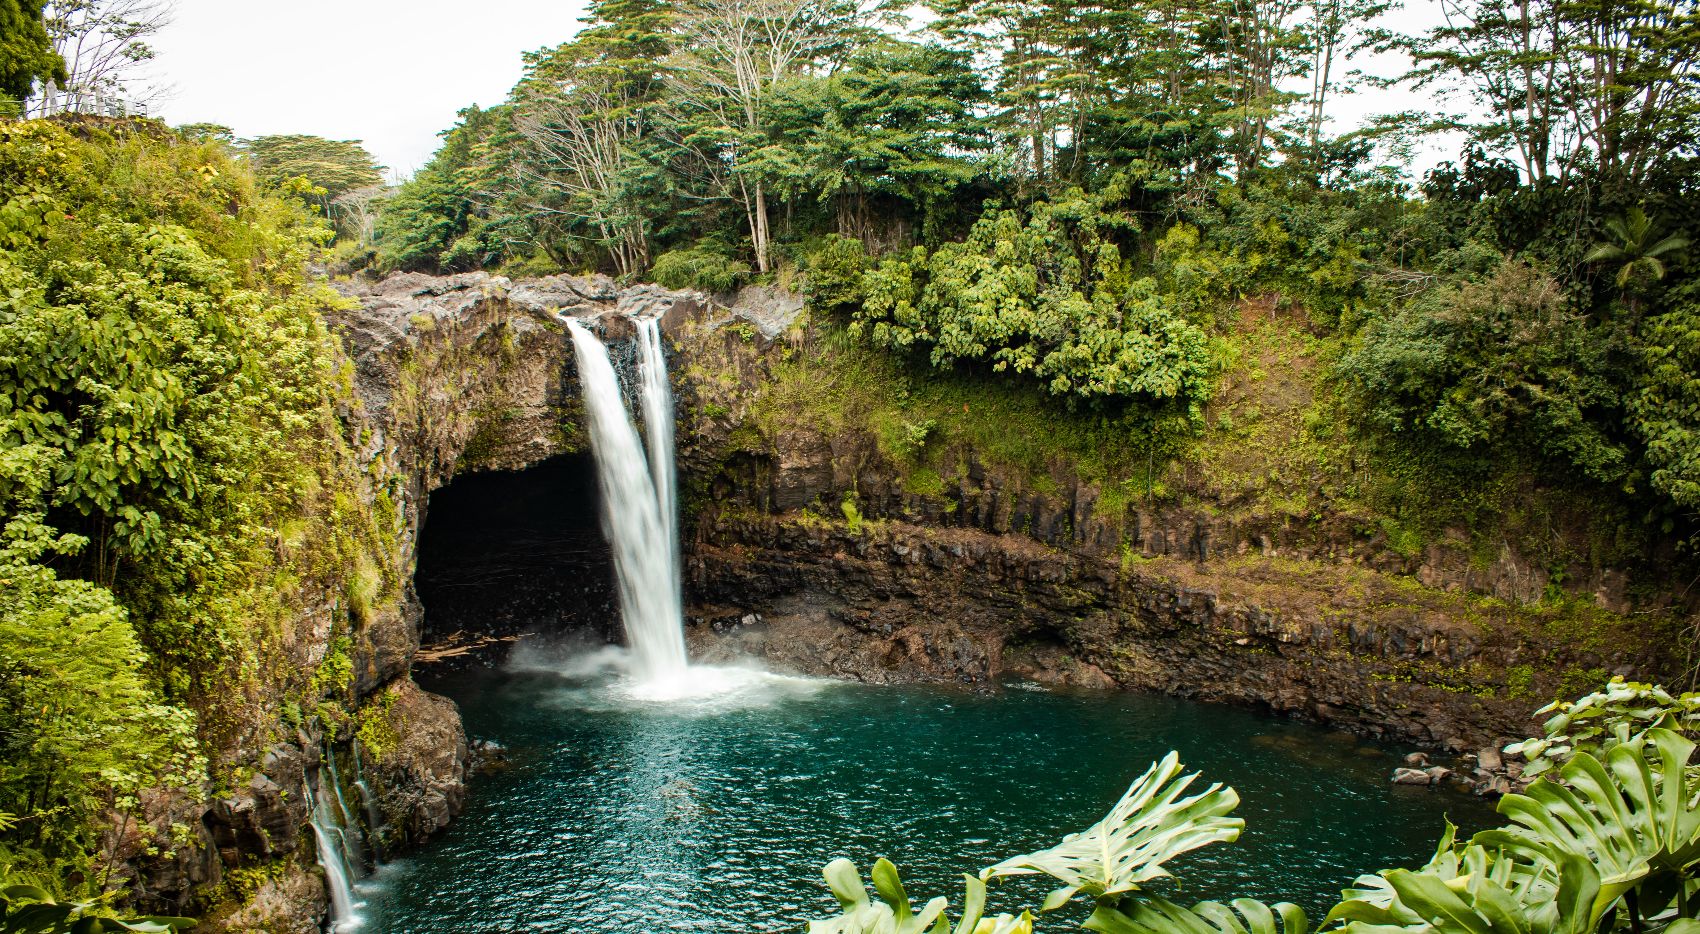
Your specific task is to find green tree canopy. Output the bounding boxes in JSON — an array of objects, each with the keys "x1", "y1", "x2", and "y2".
[
  {"x1": 852, "y1": 191, "x2": 1216, "y2": 413},
  {"x1": 245, "y1": 133, "x2": 384, "y2": 203},
  {"x1": 0, "y1": 0, "x2": 65, "y2": 104},
  {"x1": 1337, "y1": 259, "x2": 1627, "y2": 485}
]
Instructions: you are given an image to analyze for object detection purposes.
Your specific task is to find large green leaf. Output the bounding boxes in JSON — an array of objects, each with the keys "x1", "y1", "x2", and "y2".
[
  {"x1": 1476, "y1": 728, "x2": 1700, "y2": 919},
  {"x1": 0, "y1": 885, "x2": 196, "y2": 934},
  {"x1": 1325, "y1": 841, "x2": 1595, "y2": 934},
  {"x1": 980, "y1": 751, "x2": 1243, "y2": 908},
  {"x1": 808, "y1": 858, "x2": 1010, "y2": 934},
  {"x1": 1324, "y1": 729, "x2": 1700, "y2": 934},
  {"x1": 1084, "y1": 896, "x2": 1307, "y2": 934}
]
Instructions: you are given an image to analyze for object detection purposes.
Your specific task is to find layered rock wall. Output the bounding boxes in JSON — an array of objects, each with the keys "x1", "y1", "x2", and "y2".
[{"x1": 671, "y1": 313, "x2": 1680, "y2": 753}]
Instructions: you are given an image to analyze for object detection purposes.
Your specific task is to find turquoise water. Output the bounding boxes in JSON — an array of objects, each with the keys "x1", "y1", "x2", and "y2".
[{"x1": 357, "y1": 654, "x2": 1498, "y2": 932}]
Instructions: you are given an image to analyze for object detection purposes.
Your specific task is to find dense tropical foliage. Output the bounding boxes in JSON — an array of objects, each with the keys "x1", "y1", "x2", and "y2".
[{"x1": 0, "y1": 118, "x2": 382, "y2": 895}]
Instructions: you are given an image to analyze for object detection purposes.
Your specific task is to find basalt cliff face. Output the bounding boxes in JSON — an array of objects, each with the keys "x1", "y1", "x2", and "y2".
[{"x1": 668, "y1": 311, "x2": 1681, "y2": 757}]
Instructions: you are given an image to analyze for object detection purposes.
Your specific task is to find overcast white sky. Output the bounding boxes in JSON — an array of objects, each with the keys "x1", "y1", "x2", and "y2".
[
  {"x1": 148, "y1": 0, "x2": 592, "y2": 180},
  {"x1": 144, "y1": 0, "x2": 1462, "y2": 183}
]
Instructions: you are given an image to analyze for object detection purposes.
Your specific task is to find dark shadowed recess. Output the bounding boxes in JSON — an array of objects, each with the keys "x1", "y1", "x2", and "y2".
[{"x1": 414, "y1": 454, "x2": 618, "y2": 651}]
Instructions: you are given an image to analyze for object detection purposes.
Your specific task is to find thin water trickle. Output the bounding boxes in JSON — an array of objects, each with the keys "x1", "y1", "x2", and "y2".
[
  {"x1": 308, "y1": 780, "x2": 363, "y2": 932},
  {"x1": 351, "y1": 739, "x2": 386, "y2": 863},
  {"x1": 354, "y1": 779, "x2": 384, "y2": 863},
  {"x1": 324, "y1": 749, "x2": 367, "y2": 871},
  {"x1": 564, "y1": 317, "x2": 688, "y2": 685}
]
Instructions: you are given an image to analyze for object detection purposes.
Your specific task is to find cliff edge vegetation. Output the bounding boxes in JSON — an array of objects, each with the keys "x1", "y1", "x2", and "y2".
[{"x1": 0, "y1": 118, "x2": 400, "y2": 905}]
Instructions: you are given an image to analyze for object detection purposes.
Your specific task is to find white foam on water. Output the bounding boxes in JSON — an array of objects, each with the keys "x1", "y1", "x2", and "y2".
[{"x1": 507, "y1": 638, "x2": 827, "y2": 714}]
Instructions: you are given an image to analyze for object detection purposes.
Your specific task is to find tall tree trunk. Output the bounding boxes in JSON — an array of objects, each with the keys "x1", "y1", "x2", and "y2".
[
  {"x1": 1030, "y1": 98, "x2": 1047, "y2": 182},
  {"x1": 753, "y1": 179, "x2": 771, "y2": 273}
]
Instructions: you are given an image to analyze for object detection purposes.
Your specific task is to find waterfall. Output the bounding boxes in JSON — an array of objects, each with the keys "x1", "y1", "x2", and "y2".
[
  {"x1": 351, "y1": 739, "x2": 385, "y2": 862},
  {"x1": 636, "y1": 317, "x2": 680, "y2": 608},
  {"x1": 308, "y1": 781, "x2": 361, "y2": 932},
  {"x1": 565, "y1": 318, "x2": 688, "y2": 683},
  {"x1": 323, "y1": 748, "x2": 367, "y2": 871},
  {"x1": 353, "y1": 779, "x2": 383, "y2": 862}
]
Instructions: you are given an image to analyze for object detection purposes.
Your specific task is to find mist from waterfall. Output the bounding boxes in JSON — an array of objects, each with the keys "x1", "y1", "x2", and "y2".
[{"x1": 565, "y1": 318, "x2": 689, "y2": 684}]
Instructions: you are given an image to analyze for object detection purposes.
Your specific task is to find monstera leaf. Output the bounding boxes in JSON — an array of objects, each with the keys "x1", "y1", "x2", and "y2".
[
  {"x1": 808, "y1": 858, "x2": 1030, "y2": 934},
  {"x1": 1085, "y1": 897, "x2": 1308, "y2": 934},
  {"x1": 1326, "y1": 844, "x2": 1601, "y2": 934},
  {"x1": 1476, "y1": 728, "x2": 1700, "y2": 920},
  {"x1": 981, "y1": 752, "x2": 1243, "y2": 910},
  {"x1": 1329, "y1": 824, "x2": 1560, "y2": 923},
  {"x1": 1325, "y1": 730, "x2": 1700, "y2": 934}
]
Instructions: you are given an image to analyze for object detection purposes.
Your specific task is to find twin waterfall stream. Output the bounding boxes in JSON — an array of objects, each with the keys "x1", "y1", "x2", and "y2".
[
  {"x1": 311, "y1": 314, "x2": 693, "y2": 932},
  {"x1": 567, "y1": 316, "x2": 689, "y2": 684}
]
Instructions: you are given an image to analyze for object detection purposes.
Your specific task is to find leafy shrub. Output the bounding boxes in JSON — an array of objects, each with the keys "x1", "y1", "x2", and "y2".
[
  {"x1": 850, "y1": 192, "x2": 1215, "y2": 414},
  {"x1": 840, "y1": 493, "x2": 864, "y2": 534},
  {"x1": 1336, "y1": 259, "x2": 1626, "y2": 484},
  {"x1": 0, "y1": 497, "x2": 202, "y2": 879},
  {"x1": 1629, "y1": 297, "x2": 1700, "y2": 513},
  {"x1": 1503, "y1": 676, "x2": 1700, "y2": 777},
  {"x1": 1169, "y1": 179, "x2": 1390, "y2": 325},
  {"x1": 805, "y1": 234, "x2": 868, "y2": 312},
  {"x1": 649, "y1": 242, "x2": 752, "y2": 293}
]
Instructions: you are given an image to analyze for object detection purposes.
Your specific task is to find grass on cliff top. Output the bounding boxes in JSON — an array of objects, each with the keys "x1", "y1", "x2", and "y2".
[
  {"x1": 1180, "y1": 306, "x2": 1654, "y2": 577},
  {"x1": 729, "y1": 310, "x2": 1655, "y2": 569},
  {"x1": 702, "y1": 306, "x2": 1667, "y2": 635},
  {"x1": 743, "y1": 317, "x2": 1178, "y2": 511},
  {"x1": 709, "y1": 310, "x2": 1687, "y2": 697}
]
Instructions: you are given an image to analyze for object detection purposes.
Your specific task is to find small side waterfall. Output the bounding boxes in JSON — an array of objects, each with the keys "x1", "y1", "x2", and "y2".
[
  {"x1": 308, "y1": 779, "x2": 361, "y2": 932},
  {"x1": 351, "y1": 741, "x2": 386, "y2": 863},
  {"x1": 323, "y1": 749, "x2": 367, "y2": 871},
  {"x1": 565, "y1": 318, "x2": 688, "y2": 684},
  {"x1": 353, "y1": 778, "x2": 383, "y2": 862}
]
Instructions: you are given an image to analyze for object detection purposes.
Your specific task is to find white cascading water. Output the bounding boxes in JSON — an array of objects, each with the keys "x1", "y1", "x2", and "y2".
[
  {"x1": 323, "y1": 750, "x2": 366, "y2": 871},
  {"x1": 351, "y1": 739, "x2": 386, "y2": 862},
  {"x1": 565, "y1": 317, "x2": 689, "y2": 685},
  {"x1": 308, "y1": 781, "x2": 360, "y2": 931},
  {"x1": 636, "y1": 317, "x2": 680, "y2": 607}
]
